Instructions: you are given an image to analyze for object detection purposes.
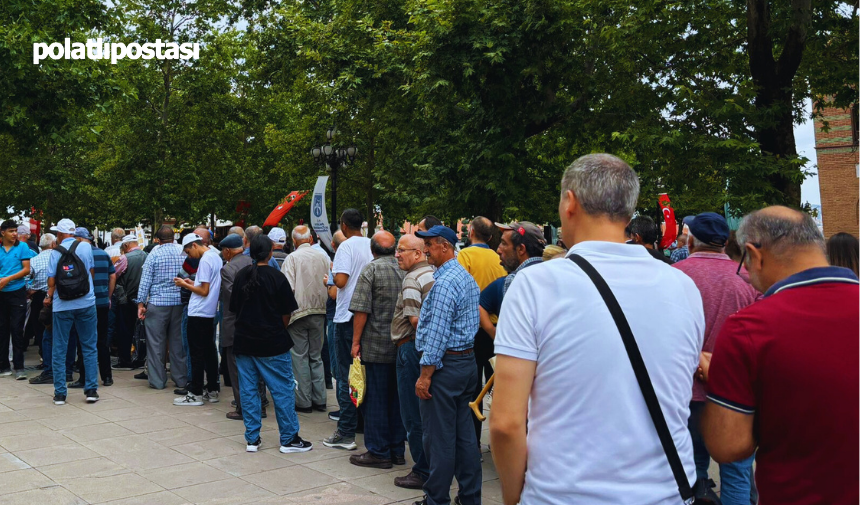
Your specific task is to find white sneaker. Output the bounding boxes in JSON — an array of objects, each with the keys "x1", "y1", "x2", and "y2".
[
  {"x1": 173, "y1": 393, "x2": 204, "y2": 406},
  {"x1": 203, "y1": 390, "x2": 219, "y2": 403},
  {"x1": 246, "y1": 438, "x2": 261, "y2": 452}
]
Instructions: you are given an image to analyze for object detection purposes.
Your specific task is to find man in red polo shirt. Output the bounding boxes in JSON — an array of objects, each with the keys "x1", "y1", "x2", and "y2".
[{"x1": 701, "y1": 206, "x2": 859, "y2": 505}]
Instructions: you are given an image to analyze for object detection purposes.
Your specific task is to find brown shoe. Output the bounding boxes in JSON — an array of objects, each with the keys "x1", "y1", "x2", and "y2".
[
  {"x1": 349, "y1": 451, "x2": 392, "y2": 469},
  {"x1": 226, "y1": 411, "x2": 243, "y2": 421},
  {"x1": 394, "y1": 471, "x2": 426, "y2": 489}
]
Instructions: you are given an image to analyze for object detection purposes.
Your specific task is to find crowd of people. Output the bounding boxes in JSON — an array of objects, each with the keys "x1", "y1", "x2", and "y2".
[{"x1": 0, "y1": 152, "x2": 857, "y2": 505}]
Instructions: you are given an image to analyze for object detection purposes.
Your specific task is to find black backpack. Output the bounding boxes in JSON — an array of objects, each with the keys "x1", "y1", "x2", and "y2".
[{"x1": 54, "y1": 241, "x2": 90, "y2": 300}]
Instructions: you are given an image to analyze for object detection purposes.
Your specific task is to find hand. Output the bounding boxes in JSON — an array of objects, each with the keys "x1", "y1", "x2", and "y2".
[
  {"x1": 415, "y1": 376, "x2": 432, "y2": 400},
  {"x1": 173, "y1": 277, "x2": 189, "y2": 287},
  {"x1": 138, "y1": 306, "x2": 147, "y2": 320},
  {"x1": 44, "y1": 295, "x2": 52, "y2": 306},
  {"x1": 323, "y1": 274, "x2": 329, "y2": 285},
  {"x1": 351, "y1": 342, "x2": 361, "y2": 359},
  {"x1": 696, "y1": 352, "x2": 712, "y2": 383},
  {"x1": 0, "y1": 278, "x2": 9, "y2": 291}
]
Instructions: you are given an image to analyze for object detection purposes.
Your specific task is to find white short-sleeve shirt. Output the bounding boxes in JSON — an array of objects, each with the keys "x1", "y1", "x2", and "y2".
[
  {"x1": 188, "y1": 249, "x2": 222, "y2": 318},
  {"x1": 332, "y1": 236, "x2": 372, "y2": 323},
  {"x1": 495, "y1": 240, "x2": 704, "y2": 505}
]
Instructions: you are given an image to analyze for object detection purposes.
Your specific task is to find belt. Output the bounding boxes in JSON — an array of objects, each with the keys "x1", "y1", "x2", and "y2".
[
  {"x1": 445, "y1": 348, "x2": 473, "y2": 356},
  {"x1": 395, "y1": 335, "x2": 415, "y2": 348}
]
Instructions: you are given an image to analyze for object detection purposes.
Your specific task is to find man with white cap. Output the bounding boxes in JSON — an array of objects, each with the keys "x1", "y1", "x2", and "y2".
[
  {"x1": 113, "y1": 234, "x2": 147, "y2": 371},
  {"x1": 44, "y1": 218, "x2": 100, "y2": 405},
  {"x1": 268, "y1": 227, "x2": 289, "y2": 270},
  {"x1": 17, "y1": 224, "x2": 38, "y2": 254},
  {"x1": 173, "y1": 233, "x2": 222, "y2": 406},
  {"x1": 0, "y1": 220, "x2": 35, "y2": 379}
]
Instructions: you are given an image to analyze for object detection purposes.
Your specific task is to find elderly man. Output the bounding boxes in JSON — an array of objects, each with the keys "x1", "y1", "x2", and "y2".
[
  {"x1": 268, "y1": 227, "x2": 289, "y2": 269},
  {"x1": 282, "y1": 225, "x2": 330, "y2": 413},
  {"x1": 114, "y1": 234, "x2": 147, "y2": 370},
  {"x1": 27, "y1": 233, "x2": 57, "y2": 384},
  {"x1": 18, "y1": 224, "x2": 38, "y2": 254},
  {"x1": 412, "y1": 225, "x2": 481, "y2": 505},
  {"x1": 105, "y1": 228, "x2": 125, "y2": 262},
  {"x1": 347, "y1": 231, "x2": 406, "y2": 469},
  {"x1": 491, "y1": 154, "x2": 704, "y2": 505},
  {"x1": 390, "y1": 234, "x2": 435, "y2": 489},
  {"x1": 243, "y1": 226, "x2": 279, "y2": 268},
  {"x1": 0, "y1": 220, "x2": 34, "y2": 379},
  {"x1": 218, "y1": 233, "x2": 257, "y2": 420},
  {"x1": 702, "y1": 206, "x2": 859, "y2": 505},
  {"x1": 44, "y1": 218, "x2": 100, "y2": 405},
  {"x1": 136, "y1": 225, "x2": 187, "y2": 390}
]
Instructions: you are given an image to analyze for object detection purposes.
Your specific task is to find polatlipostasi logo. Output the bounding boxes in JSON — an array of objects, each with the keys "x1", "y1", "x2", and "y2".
[{"x1": 33, "y1": 38, "x2": 199, "y2": 65}]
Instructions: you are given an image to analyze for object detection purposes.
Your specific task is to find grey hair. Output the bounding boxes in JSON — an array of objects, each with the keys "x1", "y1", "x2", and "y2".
[
  {"x1": 690, "y1": 234, "x2": 722, "y2": 252},
  {"x1": 561, "y1": 154, "x2": 640, "y2": 222},
  {"x1": 110, "y1": 228, "x2": 124, "y2": 243},
  {"x1": 245, "y1": 226, "x2": 263, "y2": 243},
  {"x1": 292, "y1": 227, "x2": 312, "y2": 242},
  {"x1": 736, "y1": 208, "x2": 825, "y2": 256},
  {"x1": 39, "y1": 233, "x2": 56, "y2": 248}
]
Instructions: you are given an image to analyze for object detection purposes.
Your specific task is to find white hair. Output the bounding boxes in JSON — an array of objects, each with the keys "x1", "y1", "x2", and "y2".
[
  {"x1": 561, "y1": 153, "x2": 640, "y2": 222},
  {"x1": 292, "y1": 227, "x2": 312, "y2": 242},
  {"x1": 39, "y1": 233, "x2": 56, "y2": 248}
]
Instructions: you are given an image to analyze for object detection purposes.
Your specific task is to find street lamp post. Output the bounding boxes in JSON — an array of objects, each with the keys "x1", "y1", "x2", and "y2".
[{"x1": 311, "y1": 127, "x2": 357, "y2": 231}]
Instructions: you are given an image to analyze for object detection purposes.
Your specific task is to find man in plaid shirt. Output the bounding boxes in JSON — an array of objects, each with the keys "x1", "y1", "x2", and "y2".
[{"x1": 135, "y1": 225, "x2": 188, "y2": 390}]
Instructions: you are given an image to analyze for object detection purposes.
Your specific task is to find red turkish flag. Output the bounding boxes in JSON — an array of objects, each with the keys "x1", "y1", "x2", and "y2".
[
  {"x1": 658, "y1": 193, "x2": 677, "y2": 250},
  {"x1": 263, "y1": 191, "x2": 309, "y2": 227}
]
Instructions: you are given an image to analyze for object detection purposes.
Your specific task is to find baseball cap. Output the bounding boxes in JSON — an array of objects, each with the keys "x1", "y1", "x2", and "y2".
[
  {"x1": 495, "y1": 221, "x2": 547, "y2": 247},
  {"x1": 16, "y1": 225, "x2": 30, "y2": 236},
  {"x1": 415, "y1": 225, "x2": 458, "y2": 247},
  {"x1": 181, "y1": 233, "x2": 203, "y2": 248},
  {"x1": 73, "y1": 227, "x2": 94, "y2": 240},
  {"x1": 50, "y1": 218, "x2": 76, "y2": 234},
  {"x1": 121, "y1": 234, "x2": 139, "y2": 245},
  {"x1": 268, "y1": 227, "x2": 287, "y2": 245},
  {"x1": 219, "y1": 233, "x2": 243, "y2": 249},
  {"x1": 689, "y1": 212, "x2": 730, "y2": 247}
]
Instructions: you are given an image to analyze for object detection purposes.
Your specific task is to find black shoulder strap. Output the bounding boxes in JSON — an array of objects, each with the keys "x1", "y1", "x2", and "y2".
[
  {"x1": 569, "y1": 254, "x2": 694, "y2": 503},
  {"x1": 69, "y1": 240, "x2": 80, "y2": 255}
]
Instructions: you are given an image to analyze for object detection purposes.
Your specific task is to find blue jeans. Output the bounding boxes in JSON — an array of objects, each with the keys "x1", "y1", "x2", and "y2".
[
  {"x1": 689, "y1": 401, "x2": 754, "y2": 505},
  {"x1": 53, "y1": 306, "x2": 98, "y2": 396},
  {"x1": 236, "y1": 352, "x2": 300, "y2": 446},
  {"x1": 397, "y1": 340, "x2": 430, "y2": 478},
  {"x1": 334, "y1": 321, "x2": 358, "y2": 437}
]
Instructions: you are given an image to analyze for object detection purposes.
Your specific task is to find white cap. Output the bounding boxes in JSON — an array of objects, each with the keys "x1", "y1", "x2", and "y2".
[
  {"x1": 181, "y1": 233, "x2": 203, "y2": 248},
  {"x1": 121, "y1": 234, "x2": 139, "y2": 245},
  {"x1": 268, "y1": 227, "x2": 287, "y2": 245},
  {"x1": 50, "y1": 218, "x2": 76, "y2": 234}
]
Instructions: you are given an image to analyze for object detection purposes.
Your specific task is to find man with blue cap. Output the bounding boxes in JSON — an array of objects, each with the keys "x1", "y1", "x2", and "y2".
[
  {"x1": 672, "y1": 212, "x2": 758, "y2": 504},
  {"x1": 412, "y1": 224, "x2": 482, "y2": 505}
]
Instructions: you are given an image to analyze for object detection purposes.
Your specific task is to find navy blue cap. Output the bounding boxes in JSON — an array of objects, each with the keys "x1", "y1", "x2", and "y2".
[
  {"x1": 689, "y1": 212, "x2": 730, "y2": 247},
  {"x1": 415, "y1": 225, "x2": 458, "y2": 247},
  {"x1": 219, "y1": 233, "x2": 244, "y2": 249},
  {"x1": 73, "y1": 227, "x2": 93, "y2": 240}
]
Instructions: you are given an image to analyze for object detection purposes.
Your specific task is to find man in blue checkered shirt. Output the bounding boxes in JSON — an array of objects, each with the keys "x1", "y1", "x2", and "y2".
[{"x1": 413, "y1": 225, "x2": 481, "y2": 505}]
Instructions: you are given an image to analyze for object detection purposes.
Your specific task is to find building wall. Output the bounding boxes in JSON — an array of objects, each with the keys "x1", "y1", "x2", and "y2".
[{"x1": 813, "y1": 105, "x2": 859, "y2": 238}]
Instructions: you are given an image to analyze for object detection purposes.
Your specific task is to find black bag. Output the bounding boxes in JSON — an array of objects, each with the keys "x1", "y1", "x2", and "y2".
[
  {"x1": 131, "y1": 319, "x2": 147, "y2": 363},
  {"x1": 569, "y1": 254, "x2": 716, "y2": 505},
  {"x1": 54, "y1": 241, "x2": 90, "y2": 300}
]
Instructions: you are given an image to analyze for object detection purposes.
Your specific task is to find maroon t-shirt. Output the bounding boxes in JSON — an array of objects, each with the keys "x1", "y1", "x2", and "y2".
[{"x1": 707, "y1": 267, "x2": 859, "y2": 505}]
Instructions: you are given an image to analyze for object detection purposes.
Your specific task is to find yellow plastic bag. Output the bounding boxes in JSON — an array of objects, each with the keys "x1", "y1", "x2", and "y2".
[{"x1": 349, "y1": 357, "x2": 366, "y2": 407}]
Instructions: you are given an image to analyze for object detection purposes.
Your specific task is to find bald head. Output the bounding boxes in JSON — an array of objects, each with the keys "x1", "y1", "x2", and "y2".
[
  {"x1": 193, "y1": 227, "x2": 211, "y2": 245},
  {"x1": 469, "y1": 216, "x2": 494, "y2": 244},
  {"x1": 228, "y1": 226, "x2": 245, "y2": 238},
  {"x1": 332, "y1": 230, "x2": 346, "y2": 251},
  {"x1": 292, "y1": 225, "x2": 311, "y2": 245},
  {"x1": 396, "y1": 234, "x2": 426, "y2": 270},
  {"x1": 371, "y1": 231, "x2": 396, "y2": 257}
]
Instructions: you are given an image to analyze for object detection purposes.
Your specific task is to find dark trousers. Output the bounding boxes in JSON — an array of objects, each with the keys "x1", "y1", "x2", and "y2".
[
  {"x1": 322, "y1": 319, "x2": 333, "y2": 384},
  {"x1": 472, "y1": 329, "x2": 494, "y2": 447},
  {"x1": 117, "y1": 303, "x2": 140, "y2": 366},
  {"x1": 0, "y1": 287, "x2": 28, "y2": 371},
  {"x1": 25, "y1": 290, "x2": 46, "y2": 351},
  {"x1": 334, "y1": 321, "x2": 358, "y2": 437},
  {"x1": 77, "y1": 306, "x2": 111, "y2": 381},
  {"x1": 420, "y1": 353, "x2": 481, "y2": 505},
  {"x1": 362, "y1": 362, "x2": 406, "y2": 459},
  {"x1": 187, "y1": 316, "x2": 219, "y2": 396}
]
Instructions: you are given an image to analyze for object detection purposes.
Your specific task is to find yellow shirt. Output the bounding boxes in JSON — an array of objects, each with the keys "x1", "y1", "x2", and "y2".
[{"x1": 457, "y1": 244, "x2": 506, "y2": 291}]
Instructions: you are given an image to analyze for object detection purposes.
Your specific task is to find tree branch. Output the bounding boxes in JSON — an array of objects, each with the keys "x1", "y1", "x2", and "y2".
[{"x1": 776, "y1": 0, "x2": 812, "y2": 85}]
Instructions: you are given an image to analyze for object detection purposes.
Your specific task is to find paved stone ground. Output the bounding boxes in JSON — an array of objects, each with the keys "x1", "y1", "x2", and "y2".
[{"x1": 0, "y1": 347, "x2": 501, "y2": 505}]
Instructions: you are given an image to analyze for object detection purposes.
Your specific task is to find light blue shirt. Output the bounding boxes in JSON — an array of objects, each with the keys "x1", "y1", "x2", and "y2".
[
  {"x1": 0, "y1": 241, "x2": 34, "y2": 292},
  {"x1": 47, "y1": 238, "x2": 96, "y2": 312}
]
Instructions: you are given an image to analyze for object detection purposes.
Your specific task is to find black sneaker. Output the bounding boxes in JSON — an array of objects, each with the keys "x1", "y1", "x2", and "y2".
[
  {"x1": 134, "y1": 371, "x2": 148, "y2": 380},
  {"x1": 280, "y1": 435, "x2": 313, "y2": 453},
  {"x1": 295, "y1": 405, "x2": 313, "y2": 414},
  {"x1": 174, "y1": 388, "x2": 188, "y2": 395},
  {"x1": 29, "y1": 372, "x2": 53, "y2": 385},
  {"x1": 103, "y1": 377, "x2": 114, "y2": 387},
  {"x1": 53, "y1": 394, "x2": 66, "y2": 405},
  {"x1": 111, "y1": 363, "x2": 134, "y2": 371},
  {"x1": 84, "y1": 389, "x2": 99, "y2": 403},
  {"x1": 246, "y1": 438, "x2": 262, "y2": 452},
  {"x1": 312, "y1": 403, "x2": 327, "y2": 412}
]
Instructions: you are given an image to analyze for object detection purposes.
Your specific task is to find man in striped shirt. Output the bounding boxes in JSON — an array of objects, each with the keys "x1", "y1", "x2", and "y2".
[{"x1": 390, "y1": 234, "x2": 435, "y2": 490}]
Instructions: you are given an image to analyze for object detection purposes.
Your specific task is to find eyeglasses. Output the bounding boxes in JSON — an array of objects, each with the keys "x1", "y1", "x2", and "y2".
[
  {"x1": 395, "y1": 248, "x2": 420, "y2": 254},
  {"x1": 736, "y1": 243, "x2": 760, "y2": 276}
]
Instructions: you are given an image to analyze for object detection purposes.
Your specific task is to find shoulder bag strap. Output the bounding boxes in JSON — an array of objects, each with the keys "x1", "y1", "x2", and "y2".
[{"x1": 569, "y1": 253, "x2": 694, "y2": 504}]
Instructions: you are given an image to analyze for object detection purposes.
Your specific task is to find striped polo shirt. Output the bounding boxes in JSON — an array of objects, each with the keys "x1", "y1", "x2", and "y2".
[
  {"x1": 390, "y1": 261, "x2": 435, "y2": 342},
  {"x1": 92, "y1": 247, "x2": 116, "y2": 307}
]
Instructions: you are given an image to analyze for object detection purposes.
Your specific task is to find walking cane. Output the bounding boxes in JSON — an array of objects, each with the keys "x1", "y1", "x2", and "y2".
[{"x1": 469, "y1": 373, "x2": 494, "y2": 422}]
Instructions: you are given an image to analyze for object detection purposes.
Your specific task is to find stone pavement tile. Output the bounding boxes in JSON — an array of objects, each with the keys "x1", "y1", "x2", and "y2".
[
  {"x1": 0, "y1": 468, "x2": 57, "y2": 494},
  {"x1": 167, "y1": 407, "x2": 231, "y2": 426},
  {"x1": 40, "y1": 456, "x2": 132, "y2": 481},
  {"x1": 349, "y1": 472, "x2": 425, "y2": 503},
  {"x1": 259, "y1": 442, "x2": 347, "y2": 465},
  {"x1": 38, "y1": 411, "x2": 110, "y2": 431},
  {"x1": 143, "y1": 426, "x2": 224, "y2": 446},
  {"x1": 196, "y1": 419, "x2": 253, "y2": 437},
  {"x1": 172, "y1": 477, "x2": 275, "y2": 504},
  {"x1": 0, "y1": 419, "x2": 53, "y2": 437},
  {"x1": 19, "y1": 404, "x2": 83, "y2": 420},
  {"x1": 172, "y1": 438, "x2": 248, "y2": 461},
  {"x1": 15, "y1": 443, "x2": 99, "y2": 467},
  {"x1": 280, "y1": 482, "x2": 389, "y2": 504},
  {"x1": 95, "y1": 490, "x2": 189, "y2": 505},
  {"x1": 64, "y1": 472, "x2": 165, "y2": 503},
  {"x1": 0, "y1": 431, "x2": 73, "y2": 452},
  {"x1": 480, "y1": 458, "x2": 498, "y2": 482},
  {"x1": 0, "y1": 403, "x2": 11, "y2": 412},
  {"x1": 97, "y1": 407, "x2": 160, "y2": 422},
  {"x1": 139, "y1": 461, "x2": 233, "y2": 490},
  {"x1": 0, "y1": 411, "x2": 28, "y2": 424},
  {"x1": 88, "y1": 434, "x2": 165, "y2": 455},
  {"x1": 74, "y1": 396, "x2": 138, "y2": 412},
  {"x1": 3, "y1": 485, "x2": 87, "y2": 505},
  {"x1": 105, "y1": 447, "x2": 196, "y2": 471},
  {"x1": 0, "y1": 393, "x2": 53, "y2": 411},
  {"x1": 61, "y1": 423, "x2": 135, "y2": 444},
  {"x1": 304, "y1": 455, "x2": 402, "y2": 481},
  {"x1": 240, "y1": 465, "x2": 340, "y2": 495},
  {"x1": 479, "y1": 478, "x2": 503, "y2": 503},
  {"x1": 203, "y1": 451, "x2": 295, "y2": 477},
  {"x1": 122, "y1": 415, "x2": 190, "y2": 434},
  {"x1": 0, "y1": 452, "x2": 31, "y2": 473}
]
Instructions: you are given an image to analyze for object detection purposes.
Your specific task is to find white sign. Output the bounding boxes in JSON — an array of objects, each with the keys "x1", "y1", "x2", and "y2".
[{"x1": 311, "y1": 176, "x2": 333, "y2": 254}]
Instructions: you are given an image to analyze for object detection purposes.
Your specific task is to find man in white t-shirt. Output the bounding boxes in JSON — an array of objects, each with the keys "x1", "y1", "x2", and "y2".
[
  {"x1": 491, "y1": 153, "x2": 704, "y2": 505},
  {"x1": 323, "y1": 208, "x2": 373, "y2": 450},
  {"x1": 173, "y1": 233, "x2": 223, "y2": 407}
]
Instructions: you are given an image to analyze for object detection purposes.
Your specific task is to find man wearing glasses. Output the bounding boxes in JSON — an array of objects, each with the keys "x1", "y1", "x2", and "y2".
[{"x1": 672, "y1": 212, "x2": 758, "y2": 504}]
